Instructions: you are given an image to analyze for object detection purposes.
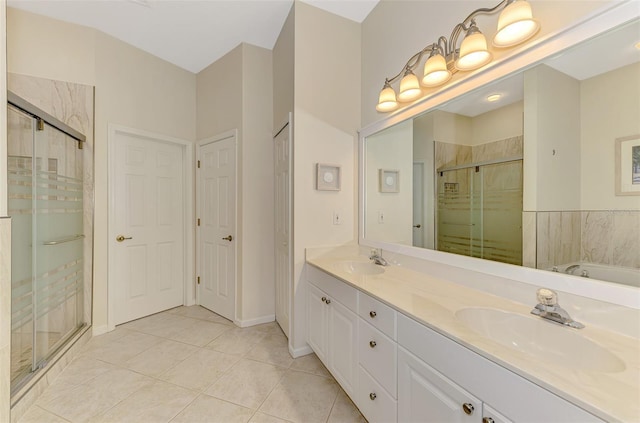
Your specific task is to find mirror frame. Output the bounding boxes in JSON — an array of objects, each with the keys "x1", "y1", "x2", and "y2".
[{"x1": 358, "y1": 2, "x2": 640, "y2": 309}]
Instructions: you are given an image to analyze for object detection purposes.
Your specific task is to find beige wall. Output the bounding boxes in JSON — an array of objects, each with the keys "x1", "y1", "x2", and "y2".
[
  {"x1": 7, "y1": 8, "x2": 95, "y2": 85},
  {"x1": 197, "y1": 43, "x2": 275, "y2": 324},
  {"x1": 240, "y1": 44, "x2": 275, "y2": 322},
  {"x1": 291, "y1": 1, "x2": 361, "y2": 352},
  {"x1": 365, "y1": 120, "x2": 413, "y2": 245},
  {"x1": 273, "y1": 5, "x2": 294, "y2": 129},
  {"x1": 524, "y1": 65, "x2": 581, "y2": 212},
  {"x1": 471, "y1": 101, "x2": 523, "y2": 146},
  {"x1": 580, "y1": 62, "x2": 640, "y2": 211},
  {"x1": 7, "y1": 8, "x2": 197, "y2": 330},
  {"x1": 196, "y1": 45, "x2": 243, "y2": 140},
  {"x1": 361, "y1": 0, "x2": 615, "y2": 127}
]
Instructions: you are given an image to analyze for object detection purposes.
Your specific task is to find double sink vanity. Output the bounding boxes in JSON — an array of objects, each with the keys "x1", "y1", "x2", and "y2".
[{"x1": 305, "y1": 246, "x2": 639, "y2": 422}]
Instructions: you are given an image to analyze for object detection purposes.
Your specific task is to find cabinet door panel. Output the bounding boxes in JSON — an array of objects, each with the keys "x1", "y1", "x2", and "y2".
[
  {"x1": 399, "y1": 347, "x2": 481, "y2": 423},
  {"x1": 328, "y1": 298, "x2": 358, "y2": 395},
  {"x1": 307, "y1": 282, "x2": 328, "y2": 362},
  {"x1": 483, "y1": 404, "x2": 513, "y2": 423}
]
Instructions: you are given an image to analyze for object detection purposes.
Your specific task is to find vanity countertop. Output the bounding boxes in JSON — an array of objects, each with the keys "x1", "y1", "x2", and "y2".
[{"x1": 306, "y1": 249, "x2": 640, "y2": 422}]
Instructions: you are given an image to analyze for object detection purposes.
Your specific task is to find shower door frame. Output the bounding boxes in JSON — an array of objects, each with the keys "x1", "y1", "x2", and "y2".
[{"x1": 7, "y1": 91, "x2": 89, "y2": 395}]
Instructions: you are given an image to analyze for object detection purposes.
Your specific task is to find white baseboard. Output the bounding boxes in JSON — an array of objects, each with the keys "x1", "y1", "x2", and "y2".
[
  {"x1": 234, "y1": 314, "x2": 275, "y2": 328},
  {"x1": 92, "y1": 325, "x2": 110, "y2": 337},
  {"x1": 289, "y1": 343, "x2": 313, "y2": 358}
]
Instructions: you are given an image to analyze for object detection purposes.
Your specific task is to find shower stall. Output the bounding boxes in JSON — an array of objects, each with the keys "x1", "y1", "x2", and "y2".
[
  {"x1": 436, "y1": 158, "x2": 523, "y2": 265},
  {"x1": 7, "y1": 92, "x2": 88, "y2": 393}
]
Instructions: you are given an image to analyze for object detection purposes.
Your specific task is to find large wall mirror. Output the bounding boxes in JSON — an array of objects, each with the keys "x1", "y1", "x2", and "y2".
[{"x1": 361, "y1": 18, "x2": 640, "y2": 288}]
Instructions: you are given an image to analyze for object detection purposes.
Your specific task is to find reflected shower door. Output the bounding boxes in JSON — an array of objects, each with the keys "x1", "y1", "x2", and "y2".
[
  {"x1": 437, "y1": 160, "x2": 523, "y2": 265},
  {"x1": 480, "y1": 161, "x2": 523, "y2": 265}
]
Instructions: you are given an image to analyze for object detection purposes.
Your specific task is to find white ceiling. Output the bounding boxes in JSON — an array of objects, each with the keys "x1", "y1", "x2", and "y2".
[{"x1": 7, "y1": 0, "x2": 379, "y2": 74}]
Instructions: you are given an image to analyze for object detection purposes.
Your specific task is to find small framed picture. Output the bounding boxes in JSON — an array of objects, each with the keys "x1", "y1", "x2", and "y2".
[
  {"x1": 379, "y1": 169, "x2": 399, "y2": 193},
  {"x1": 316, "y1": 163, "x2": 341, "y2": 191},
  {"x1": 615, "y1": 135, "x2": 640, "y2": 196}
]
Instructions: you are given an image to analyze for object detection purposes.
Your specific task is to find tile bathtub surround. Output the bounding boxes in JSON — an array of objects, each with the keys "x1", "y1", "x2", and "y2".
[
  {"x1": 17, "y1": 306, "x2": 365, "y2": 423},
  {"x1": 531, "y1": 210, "x2": 640, "y2": 270}
]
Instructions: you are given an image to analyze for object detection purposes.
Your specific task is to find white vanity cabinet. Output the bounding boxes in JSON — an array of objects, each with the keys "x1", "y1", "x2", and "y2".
[
  {"x1": 398, "y1": 346, "x2": 482, "y2": 423},
  {"x1": 306, "y1": 266, "x2": 359, "y2": 396},
  {"x1": 357, "y1": 292, "x2": 398, "y2": 422},
  {"x1": 397, "y1": 314, "x2": 602, "y2": 423}
]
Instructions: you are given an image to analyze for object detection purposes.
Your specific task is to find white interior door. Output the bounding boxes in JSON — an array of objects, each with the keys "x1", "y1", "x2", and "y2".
[
  {"x1": 274, "y1": 121, "x2": 292, "y2": 337},
  {"x1": 413, "y1": 162, "x2": 424, "y2": 248},
  {"x1": 198, "y1": 132, "x2": 236, "y2": 321},
  {"x1": 111, "y1": 131, "x2": 185, "y2": 325}
]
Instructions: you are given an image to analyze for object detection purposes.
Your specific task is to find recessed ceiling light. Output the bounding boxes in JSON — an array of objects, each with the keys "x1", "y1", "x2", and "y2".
[{"x1": 487, "y1": 94, "x2": 502, "y2": 102}]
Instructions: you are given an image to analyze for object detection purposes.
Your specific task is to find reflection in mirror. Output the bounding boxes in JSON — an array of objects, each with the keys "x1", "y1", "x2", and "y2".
[{"x1": 362, "y1": 19, "x2": 640, "y2": 287}]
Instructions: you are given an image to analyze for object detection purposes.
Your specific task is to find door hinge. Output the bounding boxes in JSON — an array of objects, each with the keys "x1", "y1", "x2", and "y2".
[
  {"x1": 197, "y1": 160, "x2": 201, "y2": 168},
  {"x1": 197, "y1": 218, "x2": 201, "y2": 226},
  {"x1": 36, "y1": 118, "x2": 44, "y2": 131},
  {"x1": 197, "y1": 276, "x2": 200, "y2": 285}
]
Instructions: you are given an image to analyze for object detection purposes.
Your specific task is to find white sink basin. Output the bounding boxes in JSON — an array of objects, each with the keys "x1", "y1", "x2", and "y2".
[
  {"x1": 334, "y1": 261, "x2": 385, "y2": 276},
  {"x1": 455, "y1": 307, "x2": 625, "y2": 373}
]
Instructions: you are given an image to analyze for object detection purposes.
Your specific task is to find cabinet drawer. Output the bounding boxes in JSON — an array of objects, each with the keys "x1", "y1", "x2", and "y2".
[
  {"x1": 359, "y1": 319, "x2": 397, "y2": 397},
  {"x1": 307, "y1": 265, "x2": 357, "y2": 311},
  {"x1": 358, "y1": 291, "x2": 397, "y2": 339},
  {"x1": 397, "y1": 314, "x2": 602, "y2": 422},
  {"x1": 358, "y1": 365, "x2": 397, "y2": 423}
]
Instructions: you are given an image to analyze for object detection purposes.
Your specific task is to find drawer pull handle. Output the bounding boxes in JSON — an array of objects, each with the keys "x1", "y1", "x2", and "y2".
[
  {"x1": 369, "y1": 392, "x2": 377, "y2": 401},
  {"x1": 482, "y1": 418, "x2": 495, "y2": 423},
  {"x1": 369, "y1": 311, "x2": 377, "y2": 318},
  {"x1": 325, "y1": 298, "x2": 331, "y2": 304},
  {"x1": 369, "y1": 340, "x2": 377, "y2": 348},
  {"x1": 462, "y1": 403, "x2": 474, "y2": 415},
  {"x1": 321, "y1": 297, "x2": 327, "y2": 303}
]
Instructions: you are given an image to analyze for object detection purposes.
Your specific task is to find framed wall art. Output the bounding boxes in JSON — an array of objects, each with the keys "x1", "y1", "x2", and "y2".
[
  {"x1": 316, "y1": 163, "x2": 341, "y2": 191},
  {"x1": 379, "y1": 169, "x2": 399, "y2": 193},
  {"x1": 615, "y1": 135, "x2": 640, "y2": 196}
]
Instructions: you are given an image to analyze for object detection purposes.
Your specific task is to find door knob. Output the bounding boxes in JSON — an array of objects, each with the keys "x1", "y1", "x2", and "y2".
[
  {"x1": 116, "y1": 235, "x2": 132, "y2": 242},
  {"x1": 222, "y1": 235, "x2": 233, "y2": 241},
  {"x1": 462, "y1": 403, "x2": 475, "y2": 415},
  {"x1": 413, "y1": 224, "x2": 421, "y2": 228},
  {"x1": 369, "y1": 340, "x2": 377, "y2": 348}
]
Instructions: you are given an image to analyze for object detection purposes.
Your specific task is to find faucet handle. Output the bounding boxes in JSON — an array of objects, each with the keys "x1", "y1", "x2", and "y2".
[{"x1": 536, "y1": 288, "x2": 557, "y2": 306}]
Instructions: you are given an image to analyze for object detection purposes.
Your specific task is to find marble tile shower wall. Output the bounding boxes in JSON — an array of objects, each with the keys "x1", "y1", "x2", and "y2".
[
  {"x1": 8, "y1": 73, "x2": 94, "y2": 325},
  {"x1": 531, "y1": 210, "x2": 640, "y2": 270},
  {"x1": 435, "y1": 136, "x2": 524, "y2": 170}
]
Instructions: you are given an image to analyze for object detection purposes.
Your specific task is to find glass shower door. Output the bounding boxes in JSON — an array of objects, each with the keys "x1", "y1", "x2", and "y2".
[
  {"x1": 8, "y1": 105, "x2": 36, "y2": 388},
  {"x1": 8, "y1": 102, "x2": 85, "y2": 393},
  {"x1": 33, "y1": 122, "x2": 85, "y2": 367}
]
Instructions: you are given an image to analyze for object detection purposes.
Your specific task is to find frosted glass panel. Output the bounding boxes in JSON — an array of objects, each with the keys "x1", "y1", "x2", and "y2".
[
  {"x1": 437, "y1": 160, "x2": 522, "y2": 265},
  {"x1": 8, "y1": 104, "x2": 85, "y2": 392}
]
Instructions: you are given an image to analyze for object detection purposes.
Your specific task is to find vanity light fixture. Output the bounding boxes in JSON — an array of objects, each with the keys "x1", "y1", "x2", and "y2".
[
  {"x1": 635, "y1": 41, "x2": 640, "y2": 50},
  {"x1": 376, "y1": 0, "x2": 540, "y2": 113},
  {"x1": 487, "y1": 94, "x2": 502, "y2": 102}
]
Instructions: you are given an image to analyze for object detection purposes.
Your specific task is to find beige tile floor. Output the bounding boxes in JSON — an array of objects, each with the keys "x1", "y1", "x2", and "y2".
[{"x1": 17, "y1": 306, "x2": 367, "y2": 423}]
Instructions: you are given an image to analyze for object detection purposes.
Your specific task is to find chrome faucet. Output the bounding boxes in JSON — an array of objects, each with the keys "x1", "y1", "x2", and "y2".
[
  {"x1": 369, "y1": 249, "x2": 388, "y2": 266},
  {"x1": 565, "y1": 264, "x2": 580, "y2": 275},
  {"x1": 531, "y1": 288, "x2": 584, "y2": 329}
]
